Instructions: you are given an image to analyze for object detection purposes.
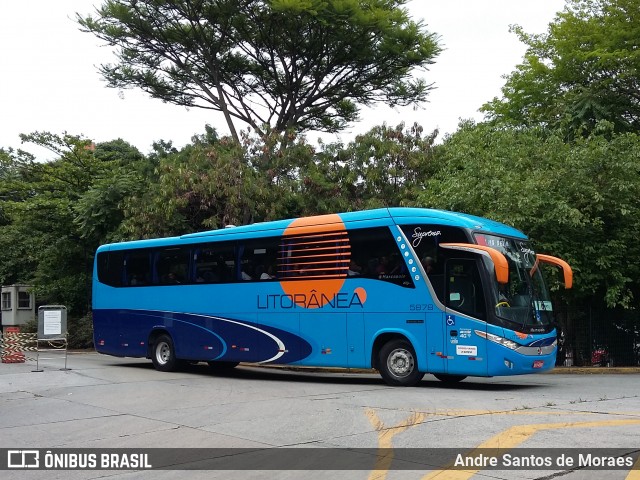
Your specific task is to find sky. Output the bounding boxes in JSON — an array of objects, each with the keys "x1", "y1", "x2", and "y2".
[{"x1": 0, "y1": 0, "x2": 567, "y2": 160}]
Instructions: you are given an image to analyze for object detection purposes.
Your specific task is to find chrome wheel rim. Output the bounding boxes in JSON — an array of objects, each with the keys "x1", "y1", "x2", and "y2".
[
  {"x1": 387, "y1": 348, "x2": 414, "y2": 378},
  {"x1": 156, "y1": 341, "x2": 171, "y2": 365}
]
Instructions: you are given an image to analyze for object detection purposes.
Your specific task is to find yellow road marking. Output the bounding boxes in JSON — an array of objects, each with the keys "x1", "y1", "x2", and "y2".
[
  {"x1": 421, "y1": 418, "x2": 640, "y2": 480},
  {"x1": 363, "y1": 408, "x2": 640, "y2": 480},
  {"x1": 365, "y1": 408, "x2": 426, "y2": 480},
  {"x1": 626, "y1": 454, "x2": 640, "y2": 480},
  {"x1": 418, "y1": 408, "x2": 602, "y2": 417}
]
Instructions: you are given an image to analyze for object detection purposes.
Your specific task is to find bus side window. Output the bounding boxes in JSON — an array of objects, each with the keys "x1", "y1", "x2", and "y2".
[
  {"x1": 238, "y1": 237, "x2": 280, "y2": 282},
  {"x1": 156, "y1": 247, "x2": 190, "y2": 285},
  {"x1": 400, "y1": 224, "x2": 468, "y2": 277},
  {"x1": 278, "y1": 231, "x2": 349, "y2": 280},
  {"x1": 348, "y1": 227, "x2": 413, "y2": 288},
  {"x1": 125, "y1": 250, "x2": 152, "y2": 286},
  {"x1": 97, "y1": 251, "x2": 124, "y2": 287},
  {"x1": 194, "y1": 243, "x2": 235, "y2": 283}
]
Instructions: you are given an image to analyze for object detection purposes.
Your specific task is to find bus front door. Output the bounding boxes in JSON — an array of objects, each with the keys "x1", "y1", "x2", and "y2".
[{"x1": 443, "y1": 258, "x2": 488, "y2": 377}]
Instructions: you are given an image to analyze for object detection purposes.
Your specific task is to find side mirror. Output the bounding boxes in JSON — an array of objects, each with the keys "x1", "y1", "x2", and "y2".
[
  {"x1": 536, "y1": 254, "x2": 573, "y2": 289},
  {"x1": 440, "y1": 243, "x2": 509, "y2": 284}
]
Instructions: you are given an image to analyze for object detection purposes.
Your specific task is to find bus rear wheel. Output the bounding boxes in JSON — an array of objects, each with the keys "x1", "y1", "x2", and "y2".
[
  {"x1": 378, "y1": 339, "x2": 424, "y2": 386},
  {"x1": 151, "y1": 334, "x2": 178, "y2": 372}
]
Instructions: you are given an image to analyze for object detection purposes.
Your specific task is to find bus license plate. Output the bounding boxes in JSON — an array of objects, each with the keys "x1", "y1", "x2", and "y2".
[{"x1": 533, "y1": 360, "x2": 544, "y2": 369}]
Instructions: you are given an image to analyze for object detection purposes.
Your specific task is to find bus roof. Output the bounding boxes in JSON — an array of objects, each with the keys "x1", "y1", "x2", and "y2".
[
  {"x1": 98, "y1": 207, "x2": 526, "y2": 252},
  {"x1": 387, "y1": 208, "x2": 526, "y2": 238}
]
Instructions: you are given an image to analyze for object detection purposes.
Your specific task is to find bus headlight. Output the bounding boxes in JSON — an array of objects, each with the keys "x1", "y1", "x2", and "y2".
[{"x1": 475, "y1": 330, "x2": 519, "y2": 350}]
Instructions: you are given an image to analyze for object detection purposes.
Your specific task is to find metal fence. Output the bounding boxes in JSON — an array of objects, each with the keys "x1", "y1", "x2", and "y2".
[{"x1": 555, "y1": 306, "x2": 640, "y2": 367}]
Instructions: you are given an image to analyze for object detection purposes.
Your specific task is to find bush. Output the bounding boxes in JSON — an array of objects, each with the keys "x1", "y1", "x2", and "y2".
[{"x1": 67, "y1": 312, "x2": 94, "y2": 349}]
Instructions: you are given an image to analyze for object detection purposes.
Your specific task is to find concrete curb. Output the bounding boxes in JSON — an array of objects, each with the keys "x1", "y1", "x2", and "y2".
[
  {"x1": 60, "y1": 351, "x2": 640, "y2": 375},
  {"x1": 247, "y1": 364, "x2": 640, "y2": 375},
  {"x1": 547, "y1": 366, "x2": 640, "y2": 374}
]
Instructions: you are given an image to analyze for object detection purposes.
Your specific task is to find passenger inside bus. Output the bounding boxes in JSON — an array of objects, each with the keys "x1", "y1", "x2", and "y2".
[
  {"x1": 347, "y1": 260, "x2": 362, "y2": 276},
  {"x1": 421, "y1": 256, "x2": 435, "y2": 275}
]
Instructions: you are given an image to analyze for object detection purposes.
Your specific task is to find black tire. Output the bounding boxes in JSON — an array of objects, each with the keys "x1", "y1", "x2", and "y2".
[
  {"x1": 151, "y1": 334, "x2": 178, "y2": 372},
  {"x1": 433, "y1": 373, "x2": 467, "y2": 384},
  {"x1": 378, "y1": 339, "x2": 424, "y2": 386},
  {"x1": 207, "y1": 361, "x2": 239, "y2": 373}
]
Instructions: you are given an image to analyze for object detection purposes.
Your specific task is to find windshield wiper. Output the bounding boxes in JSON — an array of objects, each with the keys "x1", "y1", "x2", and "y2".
[{"x1": 523, "y1": 287, "x2": 536, "y2": 332}]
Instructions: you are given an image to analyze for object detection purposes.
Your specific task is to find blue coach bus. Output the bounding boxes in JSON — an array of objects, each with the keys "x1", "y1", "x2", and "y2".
[{"x1": 92, "y1": 208, "x2": 572, "y2": 386}]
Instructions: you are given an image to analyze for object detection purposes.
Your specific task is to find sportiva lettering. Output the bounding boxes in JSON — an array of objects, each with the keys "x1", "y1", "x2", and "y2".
[
  {"x1": 257, "y1": 292, "x2": 365, "y2": 310},
  {"x1": 412, "y1": 227, "x2": 441, "y2": 247}
]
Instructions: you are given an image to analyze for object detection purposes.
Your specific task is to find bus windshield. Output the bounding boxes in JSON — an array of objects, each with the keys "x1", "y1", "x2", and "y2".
[{"x1": 475, "y1": 233, "x2": 554, "y2": 332}]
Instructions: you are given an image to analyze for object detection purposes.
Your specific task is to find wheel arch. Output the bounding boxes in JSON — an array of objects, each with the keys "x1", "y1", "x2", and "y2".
[
  {"x1": 371, "y1": 330, "x2": 419, "y2": 371},
  {"x1": 147, "y1": 328, "x2": 172, "y2": 359}
]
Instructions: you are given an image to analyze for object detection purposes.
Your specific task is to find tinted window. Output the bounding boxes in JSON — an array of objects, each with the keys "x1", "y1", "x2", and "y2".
[
  {"x1": 97, "y1": 251, "x2": 124, "y2": 287},
  {"x1": 125, "y1": 250, "x2": 152, "y2": 286},
  {"x1": 156, "y1": 247, "x2": 190, "y2": 284},
  {"x1": 276, "y1": 227, "x2": 412, "y2": 287},
  {"x1": 400, "y1": 225, "x2": 469, "y2": 301},
  {"x1": 96, "y1": 226, "x2": 419, "y2": 289},
  {"x1": 348, "y1": 227, "x2": 414, "y2": 288},
  {"x1": 279, "y1": 230, "x2": 350, "y2": 280},
  {"x1": 240, "y1": 237, "x2": 280, "y2": 281},
  {"x1": 193, "y1": 243, "x2": 236, "y2": 283},
  {"x1": 445, "y1": 258, "x2": 486, "y2": 319},
  {"x1": 401, "y1": 225, "x2": 469, "y2": 276}
]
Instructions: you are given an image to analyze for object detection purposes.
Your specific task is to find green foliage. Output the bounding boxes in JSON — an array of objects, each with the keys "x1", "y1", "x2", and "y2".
[
  {"x1": 73, "y1": 139, "x2": 152, "y2": 244},
  {"x1": 119, "y1": 127, "x2": 274, "y2": 237},
  {"x1": 110, "y1": 122, "x2": 439, "y2": 238},
  {"x1": 3, "y1": 115, "x2": 638, "y2": 328},
  {"x1": 67, "y1": 312, "x2": 95, "y2": 349},
  {"x1": 0, "y1": 133, "x2": 150, "y2": 316},
  {"x1": 77, "y1": 0, "x2": 441, "y2": 142},
  {"x1": 483, "y1": 0, "x2": 640, "y2": 138},
  {"x1": 73, "y1": 170, "x2": 146, "y2": 243},
  {"x1": 0, "y1": 148, "x2": 34, "y2": 194},
  {"x1": 19, "y1": 314, "x2": 94, "y2": 350},
  {"x1": 341, "y1": 122, "x2": 438, "y2": 208},
  {"x1": 422, "y1": 122, "x2": 640, "y2": 308},
  {"x1": 302, "y1": 122, "x2": 438, "y2": 213},
  {"x1": 241, "y1": 128, "x2": 318, "y2": 219},
  {"x1": 0, "y1": 149, "x2": 49, "y2": 285},
  {"x1": 0, "y1": 135, "x2": 97, "y2": 307}
]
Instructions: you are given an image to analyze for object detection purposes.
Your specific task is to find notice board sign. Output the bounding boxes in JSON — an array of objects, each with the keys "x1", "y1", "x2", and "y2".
[{"x1": 38, "y1": 306, "x2": 67, "y2": 340}]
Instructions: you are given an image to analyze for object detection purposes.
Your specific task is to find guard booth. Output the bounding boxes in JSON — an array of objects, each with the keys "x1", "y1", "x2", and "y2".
[
  {"x1": 1, "y1": 285, "x2": 36, "y2": 331},
  {"x1": 1, "y1": 285, "x2": 36, "y2": 363}
]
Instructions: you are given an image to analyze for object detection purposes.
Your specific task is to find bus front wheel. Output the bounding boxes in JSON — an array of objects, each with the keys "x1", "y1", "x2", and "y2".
[
  {"x1": 152, "y1": 334, "x2": 178, "y2": 372},
  {"x1": 378, "y1": 339, "x2": 424, "y2": 387}
]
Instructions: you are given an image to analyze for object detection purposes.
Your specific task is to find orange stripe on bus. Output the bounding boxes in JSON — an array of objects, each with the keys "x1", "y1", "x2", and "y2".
[
  {"x1": 278, "y1": 252, "x2": 350, "y2": 261},
  {"x1": 284, "y1": 245, "x2": 351, "y2": 254},
  {"x1": 280, "y1": 260, "x2": 350, "y2": 267},
  {"x1": 283, "y1": 231, "x2": 348, "y2": 240}
]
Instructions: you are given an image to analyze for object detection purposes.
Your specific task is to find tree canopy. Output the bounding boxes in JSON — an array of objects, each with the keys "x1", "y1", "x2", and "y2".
[
  {"x1": 422, "y1": 122, "x2": 640, "y2": 309},
  {"x1": 78, "y1": 0, "x2": 441, "y2": 142},
  {"x1": 482, "y1": 0, "x2": 640, "y2": 138}
]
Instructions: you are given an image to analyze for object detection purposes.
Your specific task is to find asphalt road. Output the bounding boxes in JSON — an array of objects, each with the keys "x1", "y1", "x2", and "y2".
[{"x1": 1, "y1": 352, "x2": 639, "y2": 479}]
